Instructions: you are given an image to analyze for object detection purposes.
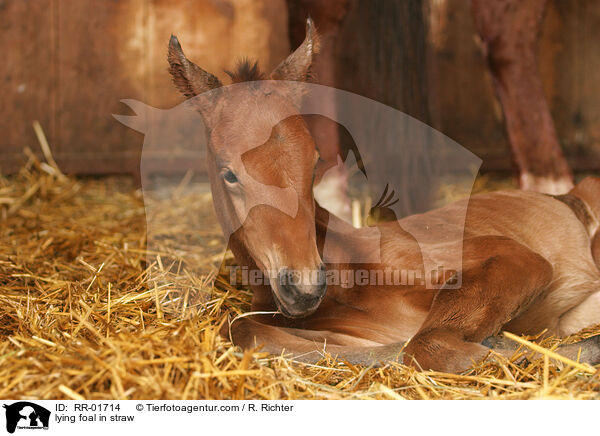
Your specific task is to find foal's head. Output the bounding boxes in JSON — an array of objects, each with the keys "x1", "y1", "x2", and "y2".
[{"x1": 167, "y1": 20, "x2": 327, "y2": 318}]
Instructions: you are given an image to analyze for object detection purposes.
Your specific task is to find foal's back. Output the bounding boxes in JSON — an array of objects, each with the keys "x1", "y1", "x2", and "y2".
[
  {"x1": 472, "y1": 179, "x2": 600, "y2": 334},
  {"x1": 388, "y1": 178, "x2": 600, "y2": 336}
]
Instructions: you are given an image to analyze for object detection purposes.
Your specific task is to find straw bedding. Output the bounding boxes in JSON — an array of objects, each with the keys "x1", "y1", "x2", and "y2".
[{"x1": 1, "y1": 153, "x2": 599, "y2": 400}]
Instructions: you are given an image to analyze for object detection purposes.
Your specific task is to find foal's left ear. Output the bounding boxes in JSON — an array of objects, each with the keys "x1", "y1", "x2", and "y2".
[
  {"x1": 270, "y1": 18, "x2": 320, "y2": 82},
  {"x1": 168, "y1": 35, "x2": 223, "y2": 123},
  {"x1": 168, "y1": 35, "x2": 223, "y2": 97}
]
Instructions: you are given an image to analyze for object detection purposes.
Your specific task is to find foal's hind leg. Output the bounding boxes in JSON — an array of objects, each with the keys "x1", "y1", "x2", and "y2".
[
  {"x1": 482, "y1": 333, "x2": 600, "y2": 366},
  {"x1": 226, "y1": 317, "x2": 406, "y2": 366},
  {"x1": 403, "y1": 236, "x2": 553, "y2": 373}
]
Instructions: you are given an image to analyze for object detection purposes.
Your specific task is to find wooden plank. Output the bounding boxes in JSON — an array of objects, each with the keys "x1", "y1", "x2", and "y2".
[
  {"x1": 2, "y1": 0, "x2": 597, "y2": 177},
  {"x1": 54, "y1": 0, "x2": 147, "y2": 175},
  {"x1": 541, "y1": 0, "x2": 600, "y2": 156},
  {"x1": 147, "y1": 0, "x2": 289, "y2": 109},
  {"x1": 141, "y1": 0, "x2": 290, "y2": 175},
  {"x1": 0, "y1": 0, "x2": 56, "y2": 172}
]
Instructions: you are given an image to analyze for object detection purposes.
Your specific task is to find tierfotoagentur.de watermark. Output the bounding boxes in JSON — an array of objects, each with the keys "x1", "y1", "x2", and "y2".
[{"x1": 227, "y1": 265, "x2": 461, "y2": 289}]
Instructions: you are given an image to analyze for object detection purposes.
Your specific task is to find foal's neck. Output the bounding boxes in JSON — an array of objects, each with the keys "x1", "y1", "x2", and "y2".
[{"x1": 314, "y1": 201, "x2": 423, "y2": 269}]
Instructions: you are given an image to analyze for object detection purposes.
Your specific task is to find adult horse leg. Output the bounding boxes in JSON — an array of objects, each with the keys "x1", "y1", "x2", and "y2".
[
  {"x1": 403, "y1": 236, "x2": 555, "y2": 373},
  {"x1": 471, "y1": 0, "x2": 573, "y2": 194}
]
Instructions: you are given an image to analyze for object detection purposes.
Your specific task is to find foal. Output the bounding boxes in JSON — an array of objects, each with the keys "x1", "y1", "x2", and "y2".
[{"x1": 167, "y1": 20, "x2": 600, "y2": 373}]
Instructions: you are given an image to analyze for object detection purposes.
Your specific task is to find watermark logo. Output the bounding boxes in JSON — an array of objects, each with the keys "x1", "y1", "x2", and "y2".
[
  {"x1": 3, "y1": 402, "x2": 50, "y2": 434},
  {"x1": 228, "y1": 265, "x2": 461, "y2": 289}
]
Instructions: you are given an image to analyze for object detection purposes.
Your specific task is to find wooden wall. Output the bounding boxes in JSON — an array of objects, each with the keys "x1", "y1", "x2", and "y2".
[
  {"x1": 426, "y1": 0, "x2": 600, "y2": 171},
  {"x1": 0, "y1": 0, "x2": 289, "y2": 175},
  {"x1": 1, "y1": 0, "x2": 599, "y2": 175}
]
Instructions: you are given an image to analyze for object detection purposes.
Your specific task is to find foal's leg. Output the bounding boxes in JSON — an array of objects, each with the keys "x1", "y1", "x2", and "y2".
[
  {"x1": 482, "y1": 332, "x2": 600, "y2": 367},
  {"x1": 227, "y1": 317, "x2": 406, "y2": 366},
  {"x1": 403, "y1": 236, "x2": 554, "y2": 373}
]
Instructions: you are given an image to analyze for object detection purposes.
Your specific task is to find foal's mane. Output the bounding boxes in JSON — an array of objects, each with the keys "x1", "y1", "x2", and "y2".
[{"x1": 225, "y1": 59, "x2": 266, "y2": 83}]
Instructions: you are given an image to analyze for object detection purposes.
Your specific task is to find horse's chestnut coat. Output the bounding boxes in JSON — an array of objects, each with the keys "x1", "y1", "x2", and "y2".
[{"x1": 167, "y1": 21, "x2": 600, "y2": 373}]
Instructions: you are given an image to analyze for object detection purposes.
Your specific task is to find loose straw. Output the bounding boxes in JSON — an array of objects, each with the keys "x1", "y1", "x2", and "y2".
[
  {"x1": 32, "y1": 120, "x2": 67, "y2": 181},
  {"x1": 503, "y1": 331, "x2": 596, "y2": 374}
]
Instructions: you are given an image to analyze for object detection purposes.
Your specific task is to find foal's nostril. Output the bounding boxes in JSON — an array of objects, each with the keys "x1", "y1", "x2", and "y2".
[
  {"x1": 284, "y1": 269, "x2": 300, "y2": 287},
  {"x1": 276, "y1": 265, "x2": 328, "y2": 314}
]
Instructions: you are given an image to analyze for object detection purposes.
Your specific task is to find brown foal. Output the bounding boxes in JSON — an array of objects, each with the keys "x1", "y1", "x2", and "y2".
[{"x1": 166, "y1": 20, "x2": 600, "y2": 373}]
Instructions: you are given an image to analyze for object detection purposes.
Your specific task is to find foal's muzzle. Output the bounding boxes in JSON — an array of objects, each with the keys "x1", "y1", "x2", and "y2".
[{"x1": 274, "y1": 264, "x2": 327, "y2": 318}]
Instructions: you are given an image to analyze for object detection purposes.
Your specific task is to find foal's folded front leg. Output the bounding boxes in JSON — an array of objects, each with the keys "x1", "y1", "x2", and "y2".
[
  {"x1": 403, "y1": 236, "x2": 554, "y2": 373},
  {"x1": 226, "y1": 317, "x2": 406, "y2": 366}
]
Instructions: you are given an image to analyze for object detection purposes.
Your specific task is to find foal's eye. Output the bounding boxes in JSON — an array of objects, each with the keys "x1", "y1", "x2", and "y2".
[{"x1": 222, "y1": 169, "x2": 238, "y2": 184}]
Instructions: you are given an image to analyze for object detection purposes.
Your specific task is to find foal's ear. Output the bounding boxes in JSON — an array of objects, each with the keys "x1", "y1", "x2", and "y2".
[
  {"x1": 168, "y1": 35, "x2": 222, "y2": 97},
  {"x1": 270, "y1": 18, "x2": 320, "y2": 82}
]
